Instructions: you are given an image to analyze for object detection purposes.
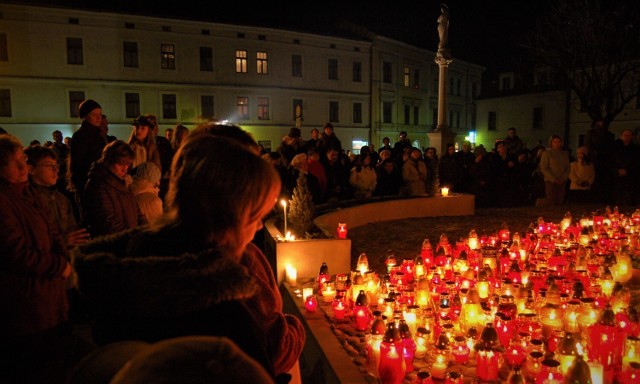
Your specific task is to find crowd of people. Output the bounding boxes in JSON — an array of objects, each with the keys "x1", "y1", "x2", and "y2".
[
  {"x1": 273, "y1": 124, "x2": 640, "y2": 210},
  {"x1": 0, "y1": 100, "x2": 304, "y2": 384},
  {"x1": 2, "y1": 98, "x2": 639, "y2": 383}
]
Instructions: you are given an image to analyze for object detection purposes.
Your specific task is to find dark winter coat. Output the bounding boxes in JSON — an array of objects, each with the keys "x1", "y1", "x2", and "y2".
[
  {"x1": 0, "y1": 181, "x2": 70, "y2": 337},
  {"x1": 70, "y1": 121, "x2": 106, "y2": 194},
  {"x1": 82, "y1": 162, "x2": 147, "y2": 238},
  {"x1": 72, "y1": 227, "x2": 278, "y2": 380}
]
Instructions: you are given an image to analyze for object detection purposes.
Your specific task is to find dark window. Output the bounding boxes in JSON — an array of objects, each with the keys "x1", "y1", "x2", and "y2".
[
  {"x1": 125, "y1": 93, "x2": 140, "y2": 118},
  {"x1": 66, "y1": 38, "x2": 83, "y2": 65},
  {"x1": 404, "y1": 105, "x2": 411, "y2": 125},
  {"x1": 353, "y1": 61, "x2": 362, "y2": 82},
  {"x1": 413, "y1": 69, "x2": 420, "y2": 89},
  {"x1": 383, "y1": 102, "x2": 392, "y2": 123},
  {"x1": 533, "y1": 107, "x2": 543, "y2": 130},
  {"x1": 328, "y1": 59, "x2": 338, "y2": 80},
  {"x1": 353, "y1": 102, "x2": 362, "y2": 124},
  {"x1": 123, "y1": 41, "x2": 138, "y2": 68},
  {"x1": 329, "y1": 101, "x2": 339, "y2": 123},
  {"x1": 162, "y1": 94, "x2": 177, "y2": 119},
  {"x1": 292, "y1": 54, "x2": 302, "y2": 77},
  {"x1": 200, "y1": 46, "x2": 213, "y2": 71},
  {"x1": 382, "y1": 61, "x2": 392, "y2": 84},
  {"x1": 0, "y1": 33, "x2": 7, "y2": 61},
  {"x1": 488, "y1": 111, "x2": 497, "y2": 131},
  {"x1": 0, "y1": 89, "x2": 12, "y2": 117},
  {"x1": 69, "y1": 91, "x2": 85, "y2": 118},
  {"x1": 413, "y1": 106, "x2": 419, "y2": 125},
  {"x1": 201, "y1": 95, "x2": 214, "y2": 119}
]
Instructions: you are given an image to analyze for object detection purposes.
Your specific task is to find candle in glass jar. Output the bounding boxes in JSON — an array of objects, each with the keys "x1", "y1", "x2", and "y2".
[
  {"x1": 441, "y1": 187, "x2": 449, "y2": 197},
  {"x1": 305, "y1": 295, "x2": 318, "y2": 313},
  {"x1": 337, "y1": 222, "x2": 348, "y2": 239},
  {"x1": 322, "y1": 283, "x2": 336, "y2": 303},
  {"x1": 431, "y1": 353, "x2": 448, "y2": 380},
  {"x1": 333, "y1": 299, "x2": 345, "y2": 320},
  {"x1": 452, "y1": 336, "x2": 470, "y2": 364},
  {"x1": 354, "y1": 306, "x2": 369, "y2": 331},
  {"x1": 302, "y1": 287, "x2": 314, "y2": 302}
]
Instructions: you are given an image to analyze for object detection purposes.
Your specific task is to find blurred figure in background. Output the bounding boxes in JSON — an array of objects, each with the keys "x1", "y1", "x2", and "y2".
[
  {"x1": 82, "y1": 140, "x2": 147, "y2": 238},
  {"x1": 129, "y1": 161, "x2": 163, "y2": 224},
  {"x1": 0, "y1": 134, "x2": 73, "y2": 384},
  {"x1": 69, "y1": 99, "x2": 106, "y2": 220},
  {"x1": 568, "y1": 146, "x2": 595, "y2": 204},
  {"x1": 539, "y1": 134, "x2": 570, "y2": 206}
]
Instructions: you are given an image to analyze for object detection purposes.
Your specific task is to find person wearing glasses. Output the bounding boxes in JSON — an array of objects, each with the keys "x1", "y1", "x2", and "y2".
[
  {"x1": 25, "y1": 144, "x2": 90, "y2": 249},
  {"x1": 0, "y1": 134, "x2": 73, "y2": 384}
]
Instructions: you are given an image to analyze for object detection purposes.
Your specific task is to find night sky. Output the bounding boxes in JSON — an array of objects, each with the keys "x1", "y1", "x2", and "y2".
[{"x1": 15, "y1": 0, "x2": 552, "y2": 70}]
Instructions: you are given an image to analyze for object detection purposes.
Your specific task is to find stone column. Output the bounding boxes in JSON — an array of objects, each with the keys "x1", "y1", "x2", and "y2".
[{"x1": 428, "y1": 49, "x2": 455, "y2": 155}]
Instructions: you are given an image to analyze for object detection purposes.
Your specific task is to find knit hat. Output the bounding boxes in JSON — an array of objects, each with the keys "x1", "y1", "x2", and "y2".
[
  {"x1": 133, "y1": 115, "x2": 154, "y2": 127},
  {"x1": 78, "y1": 99, "x2": 102, "y2": 119},
  {"x1": 288, "y1": 127, "x2": 301, "y2": 138},
  {"x1": 134, "y1": 161, "x2": 161, "y2": 185},
  {"x1": 68, "y1": 336, "x2": 275, "y2": 384}
]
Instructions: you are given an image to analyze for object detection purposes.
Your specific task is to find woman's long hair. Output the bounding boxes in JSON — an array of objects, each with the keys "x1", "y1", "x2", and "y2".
[{"x1": 163, "y1": 134, "x2": 280, "y2": 253}]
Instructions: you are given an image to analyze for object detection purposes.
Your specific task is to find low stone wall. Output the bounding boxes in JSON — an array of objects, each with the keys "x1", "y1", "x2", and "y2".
[
  {"x1": 264, "y1": 194, "x2": 475, "y2": 284},
  {"x1": 313, "y1": 194, "x2": 475, "y2": 236}
]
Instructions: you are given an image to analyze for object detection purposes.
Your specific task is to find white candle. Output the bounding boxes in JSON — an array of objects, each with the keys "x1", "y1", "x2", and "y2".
[
  {"x1": 587, "y1": 361, "x2": 603, "y2": 384},
  {"x1": 281, "y1": 200, "x2": 288, "y2": 236},
  {"x1": 285, "y1": 264, "x2": 297, "y2": 286},
  {"x1": 302, "y1": 287, "x2": 313, "y2": 302}
]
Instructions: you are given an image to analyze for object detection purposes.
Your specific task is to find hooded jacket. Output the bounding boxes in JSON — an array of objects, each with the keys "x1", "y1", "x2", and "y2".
[{"x1": 82, "y1": 162, "x2": 147, "y2": 237}]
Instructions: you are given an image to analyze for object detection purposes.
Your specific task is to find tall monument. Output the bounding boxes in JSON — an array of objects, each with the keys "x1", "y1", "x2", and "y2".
[{"x1": 428, "y1": 3, "x2": 455, "y2": 155}]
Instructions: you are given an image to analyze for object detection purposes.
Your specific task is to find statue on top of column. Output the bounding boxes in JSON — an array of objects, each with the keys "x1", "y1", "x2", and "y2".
[{"x1": 437, "y1": 4, "x2": 449, "y2": 51}]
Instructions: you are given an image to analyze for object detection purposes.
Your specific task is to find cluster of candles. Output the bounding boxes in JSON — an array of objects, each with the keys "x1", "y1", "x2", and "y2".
[{"x1": 302, "y1": 207, "x2": 640, "y2": 383}]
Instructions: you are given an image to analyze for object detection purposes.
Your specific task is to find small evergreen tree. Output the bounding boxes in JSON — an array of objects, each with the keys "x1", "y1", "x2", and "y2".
[{"x1": 288, "y1": 172, "x2": 315, "y2": 237}]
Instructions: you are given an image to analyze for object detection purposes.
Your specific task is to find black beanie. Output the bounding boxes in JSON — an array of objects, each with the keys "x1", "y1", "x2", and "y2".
[{"x1": 78, "y1": 99, "x2": 102, "y2": 119}]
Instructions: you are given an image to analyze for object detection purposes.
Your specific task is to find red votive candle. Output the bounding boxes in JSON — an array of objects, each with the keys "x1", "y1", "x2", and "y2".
[{"x1": 305, "y1": 295, "x2": 318, "y2": 313}]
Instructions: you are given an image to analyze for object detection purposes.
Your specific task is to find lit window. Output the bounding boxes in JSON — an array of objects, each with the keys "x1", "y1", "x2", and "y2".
[
  {"x1": 257, "y1": 51, "x2": 268, "y2": 74},
  {"x1": 236, "y1": 50, "x2": 247, "y2": 73},
  {"x1": 257, "y1": 97, "x2": 269, "y2": 120},
  {"x1": 237, "y1": 97, "x2": 249, "y2": 120},
  {"x1": 161, "y1": 43, "x2": 175, "y2": 69}
]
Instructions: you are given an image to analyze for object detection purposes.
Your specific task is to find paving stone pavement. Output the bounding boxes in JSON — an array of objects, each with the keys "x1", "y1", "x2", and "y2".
[{"x1": 348, "y1": 203, "x2": 637, "y2": 276}]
